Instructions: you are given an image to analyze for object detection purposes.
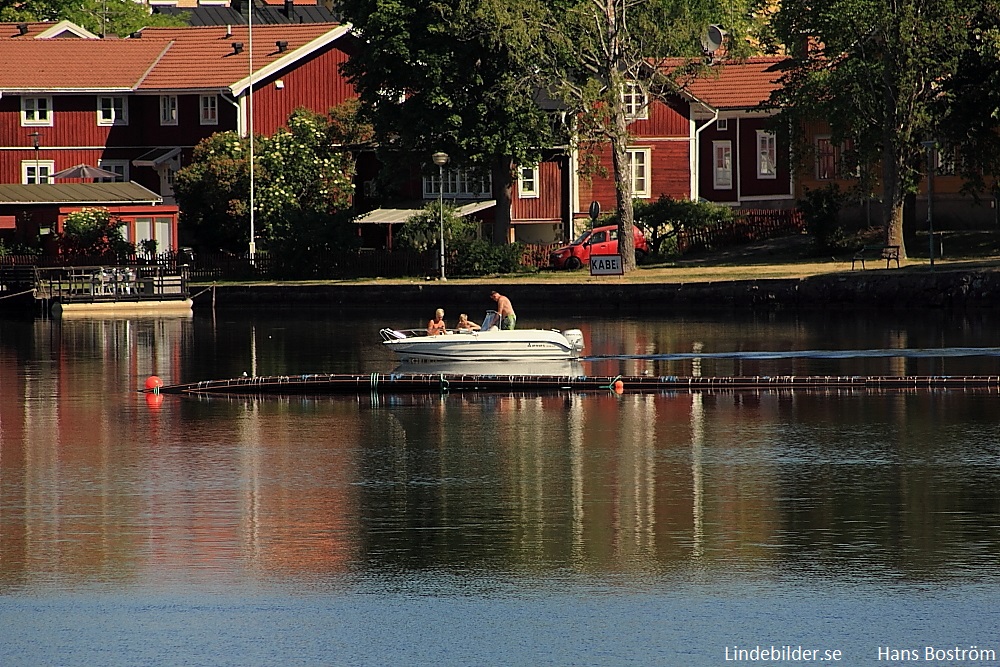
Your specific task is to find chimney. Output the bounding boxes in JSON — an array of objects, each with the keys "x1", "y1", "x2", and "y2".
[
  {"x1": 130, "y1": 31, "x2": 142, "y2": 39},
  {"x1": 16, "y1": 23, "x2": 28, "y2": 36},
  {"x1": 225, "y1": 24, "x2": 232, "y2": 38},
  {"x1": 232, "y1": 42, "x2": 244, "y2": 55},
  {"x1": 284, "y1": 0, "x2": 294, "y2": 18},
  {"x1": 276, "y1": 40, "x2": 288, "y2": 53}
]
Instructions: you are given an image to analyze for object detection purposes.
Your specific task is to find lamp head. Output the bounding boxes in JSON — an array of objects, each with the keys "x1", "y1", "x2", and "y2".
[{"x1": 432, "y1": 152, "x2": 449, "y2": 167}]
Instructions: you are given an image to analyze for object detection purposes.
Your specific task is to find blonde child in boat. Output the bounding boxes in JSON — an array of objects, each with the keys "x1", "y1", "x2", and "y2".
[{"x1": 456, "y1": 313, "x2": 480, "y2": 332}]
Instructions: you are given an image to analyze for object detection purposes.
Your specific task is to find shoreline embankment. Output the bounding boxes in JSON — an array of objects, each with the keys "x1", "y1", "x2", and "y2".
[{"x1": 194, "y1": 268, "x2": 1000, "y2": 312}]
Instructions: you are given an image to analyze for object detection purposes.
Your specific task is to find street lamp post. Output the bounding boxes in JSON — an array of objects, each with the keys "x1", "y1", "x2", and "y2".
[
  {"x1": 921, "y1": 140, "x2": 935, "y2": 270},
  {"x1": 29, "y1": 132, "x2": 40, "y2": 184},
  {"x1": 432, "y1": 151, "x2": 450, "y2": 281}
]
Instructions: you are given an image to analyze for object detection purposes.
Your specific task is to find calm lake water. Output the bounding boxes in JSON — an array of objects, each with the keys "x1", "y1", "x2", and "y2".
[{"x1": 2, "y1": 305, "x2": 1000, "y2": 666}]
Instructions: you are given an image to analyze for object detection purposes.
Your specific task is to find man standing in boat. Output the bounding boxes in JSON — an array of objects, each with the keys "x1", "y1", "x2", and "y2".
[{"x1": 490, "y1": 290, "x2": 516, "y2": 330}]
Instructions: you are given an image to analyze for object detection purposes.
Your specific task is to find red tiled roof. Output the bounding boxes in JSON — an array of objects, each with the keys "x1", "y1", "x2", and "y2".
[
  {"x1": 138, "y1": 23, "x2": 347, "y2": 92},
  {"x1": 0, "y1": 39, "x2": 171, "y2": 90},
  {"x1": 684, "y1": 56, "x2": 788, "y2": 110}
]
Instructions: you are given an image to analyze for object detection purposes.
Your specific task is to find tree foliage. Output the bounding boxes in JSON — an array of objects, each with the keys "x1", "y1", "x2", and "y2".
[
  {"x1": 338, "y1": 0, "x2": 556, "y2": 244},
  {"x1": 174, "y1": 106, "x2": 362, "y2": 267},
  {"x1": 60, "y1": 207, "x2": 133, "y2": 260},
  {"x1": 1, "y1": 0, "x2": 187, "y2": 35},
  {"x1": 769, "y1": 0, "x2": 973, "y2": 258}
]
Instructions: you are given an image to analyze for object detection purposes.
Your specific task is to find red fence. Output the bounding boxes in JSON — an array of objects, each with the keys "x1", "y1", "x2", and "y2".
[{"x1": 677, "y1": 209, "x2": 805, "y2": 255}]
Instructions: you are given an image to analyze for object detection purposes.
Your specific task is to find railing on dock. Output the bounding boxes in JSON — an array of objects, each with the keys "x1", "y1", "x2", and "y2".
[{"x1": 34, "y1": 265, "x2": 190, "y2": 304}]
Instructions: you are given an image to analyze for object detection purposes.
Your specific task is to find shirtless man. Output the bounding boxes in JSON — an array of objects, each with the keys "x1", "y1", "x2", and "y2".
[
  {"x1": 427, "y1": 308, "x2": 447, "y2": 335},
  {"x1": 489, "y1": 290, "x2": 516, "y2": 330}
]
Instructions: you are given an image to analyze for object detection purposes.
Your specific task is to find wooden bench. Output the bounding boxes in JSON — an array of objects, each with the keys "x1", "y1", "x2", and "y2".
[{"x1": 852, "y1": 244, "x2": 900, "y2": 270}]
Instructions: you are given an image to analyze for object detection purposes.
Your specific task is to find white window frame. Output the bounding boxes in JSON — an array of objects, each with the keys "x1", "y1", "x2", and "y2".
[
  {"x1": 716, "y1": 118, "x2": 728, "y2": 132},
  {"x1": 756, "y1": 130, "x2": 777, "y2": 179},
  {"x1": 22, "y1": 160, "x2": 55, "y2": 184},
  {"x1": 200, "y1": 94, "x2": 219, "y2": 126},
  {"x1": 97, "y1": 96, "x2": 128, "y2": 126},
  {"x1": 713, "y1": 140, "x2": 733, "y2": 189},
  {"x1": 626, "y1": 148, "x2": 651, "y2": 198},
  {"x1": 97, "y1": 159, "x2": 128, "y2": 182},
  {"x1": 623, "y1": 82, "x2": 648, "y2": 120},
  {"x1": 160, "y1": 95, "x2": 178, "y2": 126},
  {"x1": 21, "y1": 96, "x2": 53, "y2": 127},
  {"x1": 517, "y1": 165, "x2": 540, "y2": 198},
  {"x1": 423, "y1": 168, "x2": 492, "y2": 199}
]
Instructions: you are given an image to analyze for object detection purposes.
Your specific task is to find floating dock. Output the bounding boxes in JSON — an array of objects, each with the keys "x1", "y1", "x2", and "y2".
[{"x1": 144, "y1": 373, "x2": 1000, "y2": 396}]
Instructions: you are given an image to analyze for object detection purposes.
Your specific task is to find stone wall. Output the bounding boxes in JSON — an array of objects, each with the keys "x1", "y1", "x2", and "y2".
[{"x1": 199, "y1": 268, "x2": 1000, "y2": 313}]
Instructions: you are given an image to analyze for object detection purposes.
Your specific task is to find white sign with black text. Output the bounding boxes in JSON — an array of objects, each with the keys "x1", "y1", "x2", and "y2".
[{"x1": 589, "y1": 254, "x2": 623, "y2": 276}]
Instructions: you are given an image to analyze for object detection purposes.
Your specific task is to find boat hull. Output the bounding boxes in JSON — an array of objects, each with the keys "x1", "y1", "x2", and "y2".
[{"x1": 384, "y1": 329, "x2": 583, "y2": 361}]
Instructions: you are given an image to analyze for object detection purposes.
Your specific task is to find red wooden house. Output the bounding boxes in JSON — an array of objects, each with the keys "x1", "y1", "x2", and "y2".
[{"x1": 0, "y1": 20, "x2": 358, "y2": 251}]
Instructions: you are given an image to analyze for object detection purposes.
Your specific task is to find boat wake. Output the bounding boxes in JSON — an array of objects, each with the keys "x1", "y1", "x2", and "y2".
[{"x1": 585, "y1": 347, "x2": 1000, "y2": 361}]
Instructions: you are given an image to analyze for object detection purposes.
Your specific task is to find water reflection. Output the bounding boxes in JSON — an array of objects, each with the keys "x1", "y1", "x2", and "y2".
[{"x1": 2, "y1": 309, "x2": 1000, "y2": 593}]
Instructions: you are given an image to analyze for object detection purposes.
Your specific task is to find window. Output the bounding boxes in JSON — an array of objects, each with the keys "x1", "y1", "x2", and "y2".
[
  {"x1": 160, "y1": 95, "x2": 178, "y2": 126},
  {"x1": 155, "y1": 217, "x2": 172, "y2": 251},
  {"x1": 716, "y1": 118, "x2": 728, "y2": 132},
  {"x1": 97, "y1": 160, "x2": 128, "y2": 182},
  {"x1": 97, "y1": 97, "x2": 127, "y2": 126},
  {"x1": 22, "y1": 96, "x2": 53, "y2": 126},
  {"x1": 623, "y1": 82, "x2": 648, "y2": 120},
  {"x1": 626, "y1": 148, "x2": 651, "y2": 197},
  {"x1": 135, "y1": 218, "x2": 153, "y2": 246},
  {"x1": 816, "y1": 137, "x2": 839, "y2": 180},
  {"x1": 424, "y1": 168, "x2": 492, "y2": 198},
  {"x1": 757, "y1": 131, "x2": 777, "y2": 179},
  {"x1": 518, "y1": 165, "x2": 539, "y2": 198},
  {"x1": 713, "y1": 141, "x2": 732, "y2": 189},
  {"x1": 200, "y1": 95, "x2": 218, "y2": 125},
  {"x1": 22, "y1": 160, "x2": 54, "y2": 184}
]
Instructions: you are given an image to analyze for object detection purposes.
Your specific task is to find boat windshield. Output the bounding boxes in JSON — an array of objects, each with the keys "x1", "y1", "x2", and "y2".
[{"x1": 481, "y1": 310, "x2": 499, "y2": 331}]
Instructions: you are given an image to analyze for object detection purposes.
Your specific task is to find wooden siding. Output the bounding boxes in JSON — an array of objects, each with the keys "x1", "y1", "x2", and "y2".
[
  {"x1": 698, "y1": 121, "x2": 738, "y2": 203},
  {"x1": 251, "y1": 45, "x2": 357, "y2": 136},
  {"x1": 737, "y1": 117, "x2": 791, "y2": 198},
  {"x1": 512, "y1": 158, "x2": 563, "y2": 222},
  {"x1": 626, "y1": 95, "x2": 691, "y2": 138},
  {"x1": 585, "y1": 141, "x2": 691, "y2": 212}
]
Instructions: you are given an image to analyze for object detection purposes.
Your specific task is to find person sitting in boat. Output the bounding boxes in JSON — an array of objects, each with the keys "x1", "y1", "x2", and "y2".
[
  {"x1": 427, "y1": 308, "x2": 447, "y2": 336},
  {"x1": 490, "y1": 290, "x2": 516, "y2": 330},
  {"x1": 456, "y1": 313, "x2": 480, "y2": 331}
]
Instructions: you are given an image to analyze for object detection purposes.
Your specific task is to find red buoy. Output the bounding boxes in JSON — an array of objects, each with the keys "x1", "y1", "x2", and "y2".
[
  {"x1": 145, "y1": 376, "x2": 163, "y2": 391},
  {"x1": 613, "y1": 380, "x2": 624, "y2": 394}
]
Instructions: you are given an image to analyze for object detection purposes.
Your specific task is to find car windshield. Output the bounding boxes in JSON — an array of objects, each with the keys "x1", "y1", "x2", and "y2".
[{"x1": 571, "y1": 231, "x2": 592, "y2": 245}]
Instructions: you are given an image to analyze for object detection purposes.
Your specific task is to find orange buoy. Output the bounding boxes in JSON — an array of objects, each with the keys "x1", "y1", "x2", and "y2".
[
  {"x1": 613, "y1": 379, "x2": 624, "y2": 394},
  {"x1": 145, "y1": 376, "x2": 163, "y2": 392}
]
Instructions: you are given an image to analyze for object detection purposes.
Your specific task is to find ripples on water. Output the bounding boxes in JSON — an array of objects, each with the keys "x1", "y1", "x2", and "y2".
[{"x1": 3, "y1": 310, "x2": 1000, "y2": 665}]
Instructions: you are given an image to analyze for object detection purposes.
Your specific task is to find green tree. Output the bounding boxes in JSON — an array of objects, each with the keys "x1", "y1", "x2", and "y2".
[
  {"x1": 508, "y1": 0, "x2": 762, "y2": 272},
  {"x1": 936, "y1": 3, "x2": 1000, "y2": 200},
  {"x1": 174, "y1": 132, "x2": 250, "y2": 253},
  {"x1": 338, "y1": 0, "x2": 555, "y2": 245},
  {"x1": 1, "y1": 0, "x2": 186, "y2": 35},
  {"x1": 174, "y1": 106, "x2": 362, "y2": 264},
  {"x1": 769, "y1": 0, "x2": 971, "y2": 259}
]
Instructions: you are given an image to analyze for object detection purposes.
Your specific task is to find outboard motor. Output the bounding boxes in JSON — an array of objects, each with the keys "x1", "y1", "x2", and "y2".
[{"x1": 563, "y1": 329, "x2": 585, "y2": 352}]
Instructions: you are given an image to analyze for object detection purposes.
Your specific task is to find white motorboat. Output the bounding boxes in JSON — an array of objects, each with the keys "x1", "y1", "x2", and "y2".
[{"x1": 381, "y1": 311, "x2": 585, "y2": 361}]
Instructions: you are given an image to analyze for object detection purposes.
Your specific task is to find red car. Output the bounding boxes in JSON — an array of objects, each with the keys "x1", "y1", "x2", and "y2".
[{"x1": 549, "y1": 224, "x2": 650, "y2": 270}]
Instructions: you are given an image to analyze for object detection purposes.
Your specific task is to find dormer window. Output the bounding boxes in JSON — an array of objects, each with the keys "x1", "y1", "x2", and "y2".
[{"x1": 623, "y1": 82, "x2": 648, "y2": 120}]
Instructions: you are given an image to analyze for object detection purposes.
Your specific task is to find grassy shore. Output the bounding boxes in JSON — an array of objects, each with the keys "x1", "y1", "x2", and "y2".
[{"x1": 200, "y1": 232, "x2": 1000, "y2": 287}]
